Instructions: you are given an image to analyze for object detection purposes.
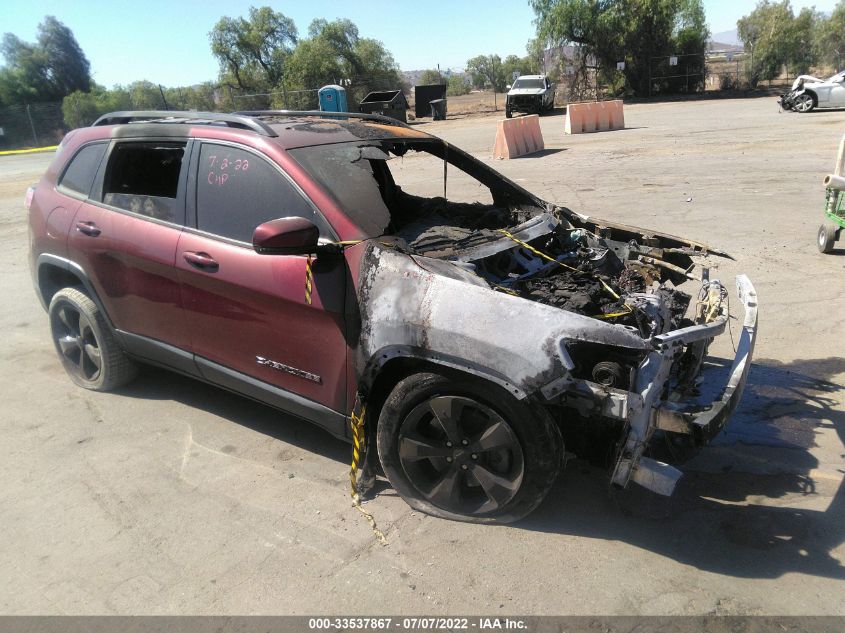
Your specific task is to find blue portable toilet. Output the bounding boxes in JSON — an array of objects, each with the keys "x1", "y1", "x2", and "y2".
[{"x1": 318, "y1": 85, "x2": 348, "y2": 113}]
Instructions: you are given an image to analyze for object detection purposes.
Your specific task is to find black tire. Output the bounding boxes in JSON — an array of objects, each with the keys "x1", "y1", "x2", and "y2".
[
  {"x1": 376, "y1": 372, "x2": 562, "y2": 523},
  {"x1": 818, "y1": 222, "x2": 838, "y2": 253},
  {"x1": 48, "y1": 287, "x2": 137, "y2": 391},
  {"x1": 505, "y1": 108, "x2": 513, "y2": 119}
]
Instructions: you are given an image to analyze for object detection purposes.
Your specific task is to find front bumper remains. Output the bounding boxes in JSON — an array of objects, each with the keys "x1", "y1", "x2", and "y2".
[{"x1": 609, "y1": 275, "x2": 759, "y2": 495}]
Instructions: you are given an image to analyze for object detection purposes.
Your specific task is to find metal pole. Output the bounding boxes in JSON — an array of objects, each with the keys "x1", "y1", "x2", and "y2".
[
  {"x1": 26, "y1": 104, "x2": 38, "y2": 146},
  {"x1": 158, "y1": 85, "x2": 169, "y2": 110},
  {"x1": 648, "y1": 60, "x2": 652, "y2": 97}
]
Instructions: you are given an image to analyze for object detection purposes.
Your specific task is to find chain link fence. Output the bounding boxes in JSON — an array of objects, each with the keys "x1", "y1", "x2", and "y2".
[
  {"x1": 0, "y1": 102, "x2": 66, "y2": 150},
  {"x1": 229, "y1": 88, "x2": 320, "y2": 111}
]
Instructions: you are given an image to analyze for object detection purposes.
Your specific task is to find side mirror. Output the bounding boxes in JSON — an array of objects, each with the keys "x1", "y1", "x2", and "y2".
[
  {"x1": 253, "y1": 217, "x2": 319, "y2": 255},
  {"x1": 506, "y1": 84, "x2": 512, "y2": 91}
]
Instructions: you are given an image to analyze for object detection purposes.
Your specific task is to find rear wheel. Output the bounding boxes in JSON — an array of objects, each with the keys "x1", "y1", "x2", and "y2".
[
  {"x1": 794, "y1": 93, "x2": 815, "y2": 112},
  {"x1": 377, "y1": 372, "x2": 562, "y2": 523},
  {"x1": 48, "y1": 288, "x2": 137, "y2": 391},
  {"x1": 818, "y1": 222, "x2": 838, "y2": 253}
]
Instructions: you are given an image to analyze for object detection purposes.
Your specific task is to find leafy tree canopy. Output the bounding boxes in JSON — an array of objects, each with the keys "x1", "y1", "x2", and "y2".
[
  {"x1": 210, "y1": 6, "x2": 298, "y2": 94},
  {"x1": 1, "y1": 16, "x2": 91, "y2": 105},
  {"x1": 282, "y1": 18, "x2": 404, "y2": 108},
  {"x1": 466, "y1": 55, "x2": 507, "y2": 91},
  {"x1": 418, "y1": 69, "x2": 445, "y2": 85},
  {"x1": 738, "y1": 0, "x2": 829, "y2": 84},
  {"x1": 530, "y1": 0, "x2": 710, "y2": 96}
]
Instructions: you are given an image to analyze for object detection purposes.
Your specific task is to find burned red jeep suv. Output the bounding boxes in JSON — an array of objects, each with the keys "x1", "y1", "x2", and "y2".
[{"x1": 28, "y1": 110, "x2": 758, "y2": 522}]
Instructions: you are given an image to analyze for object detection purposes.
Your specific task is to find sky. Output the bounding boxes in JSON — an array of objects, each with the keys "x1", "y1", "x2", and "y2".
[{"x1": 2, "y1": 0, "x2": 840, "y2": 88}]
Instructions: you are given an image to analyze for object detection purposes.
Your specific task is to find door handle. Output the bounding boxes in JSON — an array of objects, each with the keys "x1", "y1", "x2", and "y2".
[
  {"x1": 75, "y1": 221, "x2": 101, "y2": 237},
  {"x1": 183, "y1": 251, "x2": 219, "y2": 271}
]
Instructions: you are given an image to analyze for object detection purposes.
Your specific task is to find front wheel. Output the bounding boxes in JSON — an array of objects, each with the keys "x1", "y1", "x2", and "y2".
[
  {"x1": 794, "y1": 93, "x2": 815, "y2": 112},
  {"x1": 818, "y1": 222, "x2": 838, "y2": 253},
  {"x1": 505, "y1": 108, "x2": 513, "y2": 119},
  {"x1": 48, "y1": 288, "x2": 137, "y2": 391},
  {"x1": 377, "y1": 372, "x2": 562, "y2": 523}
]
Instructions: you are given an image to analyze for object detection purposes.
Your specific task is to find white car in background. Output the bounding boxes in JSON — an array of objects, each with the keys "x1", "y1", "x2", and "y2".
[{"x1": 781, "y1": 70, "x2": 845, "y2": 112}]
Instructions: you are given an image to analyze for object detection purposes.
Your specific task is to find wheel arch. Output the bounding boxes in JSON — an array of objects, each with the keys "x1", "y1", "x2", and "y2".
[
  {"x1": 360, "y1": 346, "x2": 529, "y2": 435},
  {"x1": 803, "y1": 89, "x2": 819, "y2": 106},
  {"x1": 36, "y1": 254, "x2": 115, "y2": 330}
]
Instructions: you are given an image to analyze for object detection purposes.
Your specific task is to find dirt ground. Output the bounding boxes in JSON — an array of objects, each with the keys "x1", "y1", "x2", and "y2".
[{"x1": 0, "y1": 97, "x2": 843, "y2": 616}]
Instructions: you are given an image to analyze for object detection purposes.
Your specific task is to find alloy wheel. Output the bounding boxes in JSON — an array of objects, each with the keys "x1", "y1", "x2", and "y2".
[
  {"x1": 397, "y1": 395, "x2": 525, "y2": 515},
  {"x1": 52, "y1": 302, "x2": 102, "y2": 382},
  {"x1": 795, "y1": 94, "x2": 814, "y2": 112}
]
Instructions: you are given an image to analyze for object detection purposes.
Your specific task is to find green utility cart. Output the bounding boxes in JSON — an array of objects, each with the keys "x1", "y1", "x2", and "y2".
[
  {"x1": 818, "y1": 133, "x2": 845, "y2": 254},
  {"x1": 819, "y1": 186, "x2": 844, "y2": 253}
]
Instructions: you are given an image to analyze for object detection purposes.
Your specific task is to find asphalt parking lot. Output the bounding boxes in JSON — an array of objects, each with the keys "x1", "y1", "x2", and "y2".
[{"x1": 1, "y1": 96, "x2": 843, "y2": 615}]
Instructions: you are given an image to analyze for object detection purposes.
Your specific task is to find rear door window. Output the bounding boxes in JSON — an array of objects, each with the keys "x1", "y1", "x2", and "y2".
[
  {"x1": 58, "y1": 143, "x2": 107, "y2": 198},
  {"x1": 195, "y1": 143, "x2": 330, "y2": 243},
  {"x1": 102, "y1": 141, "x2": 187, "y2": 224}
]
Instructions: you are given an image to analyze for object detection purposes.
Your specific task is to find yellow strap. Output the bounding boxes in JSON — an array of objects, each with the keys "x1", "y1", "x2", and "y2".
[
  {"x1": 348, "y1": 403, "x2": 388, "y2": 546},
  {"x1": 304, "y1": 254, "x2": 313, "y2": 305},
  {"x1": 595, "y1": 310, "x2": 633, "y2": 319},
  {"x1": 496, "y1": 228, "x2": 631, "y2": 316}
]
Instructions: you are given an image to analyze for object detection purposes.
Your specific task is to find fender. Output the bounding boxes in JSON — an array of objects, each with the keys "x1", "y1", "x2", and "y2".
[
  {"x1": 35, "y1": 253, "x2": 116, "y2": 331},
  {"x1": 359, "y1": 344, "x2": 529, "y2": 400},
  {"x1": 802, "y1": 89, "x2": 819, "y2": 106},
  {"x1": 353, "y1": 243, "x2": 653, "y2": 401}
]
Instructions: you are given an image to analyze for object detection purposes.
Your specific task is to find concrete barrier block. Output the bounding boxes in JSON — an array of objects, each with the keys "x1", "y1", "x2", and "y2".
[
  {"x1": 564, "y1": 105, "x2": 582, "y2": 134},
  {"x1": 492, "y1": 114, "x2": 545, "y2": 159},
  {"x1": 582, "y1": 102, "x2": 596, "y2": 133},
  {"x1": 608, "y1": 99, "x2": 625, "y2": 130},
  {"x1": 565, "y1": 100, "x2": 625, "y2": 134},
  {"x1": 596, "y1": 102, "x2": 610, "y2": 131}
]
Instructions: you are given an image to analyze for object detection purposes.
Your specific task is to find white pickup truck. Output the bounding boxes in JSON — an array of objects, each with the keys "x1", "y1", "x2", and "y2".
[{"x1": 505, "y1": 75, "x2": 555, "y2": 118}]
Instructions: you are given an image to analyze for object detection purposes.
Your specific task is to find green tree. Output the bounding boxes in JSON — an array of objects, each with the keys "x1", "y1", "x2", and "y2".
[
  {"x1": 418, "y1": 69, "x2": 445, "y2": 85},
  {"x1": 465, "y1": 54, "x2": 507, "y2": 91},
  {"x1": 62, "y1": 85, "x2": 131, "y2": 129},
  {"x1": 166, "y1": 82, "x2": 218, "y2": 111},
  {"x1": 0, "y1": 16, "x2": 91, "y2": 105},
  {"x1": 737, "y1": 1, "x2": 819, "y2": 85},
  {"x1": 446, "y1": 74, "x2": 470, "y2": 96},
  {"x1": 530, "y1": 0, "x2": 710, "y2": 96},
  {"x1": 526, "y1": 37, "x2": 546, "y2": 74},
  {"x1": 502, "y1": 54, "x2": 535, "y2": 85},
  {"x1": 210, "y1": 6, "x2": 298, "y2": 103},
  {"x1": 814, "y1": 0, "x2": 845, "y2": 69},
  {"x1": 282, "y1": 18, "x2": 404, "y2": 108}
]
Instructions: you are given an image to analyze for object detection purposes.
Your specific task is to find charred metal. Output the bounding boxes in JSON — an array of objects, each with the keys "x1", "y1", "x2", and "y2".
[{"x1": 299, "y1": 136, "x2": 758, "y2": 498}]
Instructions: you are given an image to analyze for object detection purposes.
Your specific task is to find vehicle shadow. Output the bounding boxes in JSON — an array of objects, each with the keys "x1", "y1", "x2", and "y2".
[
  {"x1": 116, "y1": 367, "x2": 351, "y2": 464},
  {"x1": 117, "y1": 355, "x2": 845, "y2": 580},
  {"x1": 520, "y1": 356, "x2": 845, "y2": 581}
]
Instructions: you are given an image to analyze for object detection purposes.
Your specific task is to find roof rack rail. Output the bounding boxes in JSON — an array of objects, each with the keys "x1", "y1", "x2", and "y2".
[
  {"x1": 92, "y1": 111, "x2": 278, "y2": 137},
  {"x1": 233, "y1": 110, "x2": 412, "y2": 129}
]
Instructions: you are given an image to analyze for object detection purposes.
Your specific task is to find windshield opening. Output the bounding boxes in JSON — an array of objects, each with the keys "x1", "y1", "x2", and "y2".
[
  {"x1": 512, "y1": 78, "x2": 544, "y2": 90},
  {"x1": 288, "y1": 140, "x2": 542, "y2": 251}
]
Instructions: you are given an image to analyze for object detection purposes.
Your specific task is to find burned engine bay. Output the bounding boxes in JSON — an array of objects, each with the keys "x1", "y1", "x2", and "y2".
[
  {"x1": 395, "y1": 206, "x2": 700, "y2": 341},
  {"x1": 292, "y1": 136, "x2": 725, "y2": 343},
  {"x1": 362, "y1": 142, "x2": 718, "y2": 344}
]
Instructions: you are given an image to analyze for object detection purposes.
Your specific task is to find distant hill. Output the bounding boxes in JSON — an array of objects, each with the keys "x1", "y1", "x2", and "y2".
[
  {"x1": 711, "y1": 29, "x2": 741, "y2": 46},
  {"x1": 708, "y1": 41, "x2": 744, "y2": 54}
]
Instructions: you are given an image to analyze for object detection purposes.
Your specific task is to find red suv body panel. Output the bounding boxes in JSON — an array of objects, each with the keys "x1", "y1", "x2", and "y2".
[
  {"x1": 175, "y1": 230, "x2": 349, "y2": 413},
  {"x1": 67, "y1": 203, "x2": 189, "y2": 348}
]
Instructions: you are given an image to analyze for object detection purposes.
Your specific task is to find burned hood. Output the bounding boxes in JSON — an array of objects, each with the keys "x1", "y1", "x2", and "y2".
[{"x1": 352, "y1": 241, "x2": 652, "y2": 399}]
